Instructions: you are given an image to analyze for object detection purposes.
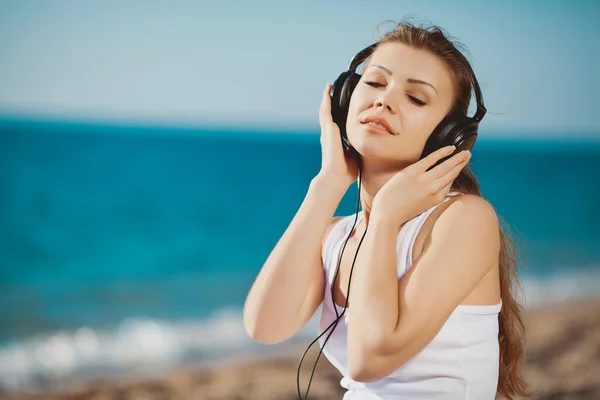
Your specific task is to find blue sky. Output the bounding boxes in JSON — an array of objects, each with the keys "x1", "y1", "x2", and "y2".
[{"x1": 0, "y1": 0, "x2": 598, "y2": 136}]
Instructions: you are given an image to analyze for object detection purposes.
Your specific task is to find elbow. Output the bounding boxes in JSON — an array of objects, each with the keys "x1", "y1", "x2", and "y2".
[
  {"x1": 243, "y1": 315, "x2": 272, "y2": 345},
  {"x1": 347, "y1": 331, "x2": 405, "y2": 383},
  {"x1": 244, "y1": 323, "x2": 266, "y2": 344},
  {"x1": 245, "y1": 326, "x2": 287, "y2": 345},
  {"x1": 243, "y1": 312, "x2": 288, "y2": 345},
  {"x1": 348, "y1": 364, "x2": 384, "y2": 383},
  {"x1": 347, "y1": 345, "x2": 386, "y2": 383},
  {"x1": 247, "y1": 332, "x2": 284, "y2": 345},
  {"x1": 243, "y1": 300, "x2": 269, "y2": 344}
]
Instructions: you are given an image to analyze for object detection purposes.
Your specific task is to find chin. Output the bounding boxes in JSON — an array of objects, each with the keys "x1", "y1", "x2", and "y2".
[
  {"x1": 351, "y1": 136, "x2": 418, "y2": 168},
  {"x1": 348, "y1": 126, "x2": 390, "y2": 152},
  {"x1": 348, "y1": 137, "x2": 391, "y2": 160}
]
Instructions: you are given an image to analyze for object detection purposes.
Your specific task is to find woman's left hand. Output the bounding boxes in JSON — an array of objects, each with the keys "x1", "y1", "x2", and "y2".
[{"x1": 371, "y1": 145, "x2": 472, "y2": 227}]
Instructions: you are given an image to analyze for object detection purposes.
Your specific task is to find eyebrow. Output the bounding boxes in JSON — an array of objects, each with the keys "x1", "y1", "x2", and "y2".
[{"x1": 367, "y1": 64, "x2": 439, "y2": 95}]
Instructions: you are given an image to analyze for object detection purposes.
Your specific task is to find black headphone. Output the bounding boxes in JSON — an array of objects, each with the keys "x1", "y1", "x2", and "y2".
[{"x1": 296, "y1": 43, "x2": 486, "y2": 400}]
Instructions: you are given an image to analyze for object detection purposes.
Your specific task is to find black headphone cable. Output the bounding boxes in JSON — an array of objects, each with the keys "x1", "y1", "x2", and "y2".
[{"x1": 296, "y1": 162, "x2": 369, "y2": 400}]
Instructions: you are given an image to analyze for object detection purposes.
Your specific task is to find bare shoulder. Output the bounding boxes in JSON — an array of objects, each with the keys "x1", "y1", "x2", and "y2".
[
  {"x1": 445, "y1": 193, "x2": 496, "y2": 217},
  {"x1": 414, "y1": 194, "x2": 499, "y2": 262},
  {"x1": 432, "y1": 194, "x2": 497, "y2": 232}
]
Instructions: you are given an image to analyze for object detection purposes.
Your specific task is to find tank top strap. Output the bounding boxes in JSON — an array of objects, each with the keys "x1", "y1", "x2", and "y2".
[
  {"x1": 398, "y1": 190, "x2": 463, "y2": 274},
  {"x1": 408, "y1": 190, "x2": 463, "y2": 234},
  {"x1": 322, "y1": 191, "x2": 464, "y2": 279}
]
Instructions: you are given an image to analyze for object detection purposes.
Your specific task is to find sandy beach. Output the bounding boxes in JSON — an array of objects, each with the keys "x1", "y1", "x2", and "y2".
[{"x1": 4, "y1": 296, "x2": 600, "y2": 400}]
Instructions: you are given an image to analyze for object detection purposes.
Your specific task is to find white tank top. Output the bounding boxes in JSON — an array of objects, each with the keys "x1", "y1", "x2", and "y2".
[{"x1": 318, "y1": 191, "x2": 502, "y2": 399}]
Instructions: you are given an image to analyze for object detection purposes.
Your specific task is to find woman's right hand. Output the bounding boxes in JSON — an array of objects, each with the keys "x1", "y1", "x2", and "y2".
[{"x1": 317, "y1": 82, "x2": 359, "y2": 189}]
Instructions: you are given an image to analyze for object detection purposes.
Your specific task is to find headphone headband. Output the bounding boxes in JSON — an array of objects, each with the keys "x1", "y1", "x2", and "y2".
[{"x1": 347, "y1": 43, "x2": 486, "y2": 123}]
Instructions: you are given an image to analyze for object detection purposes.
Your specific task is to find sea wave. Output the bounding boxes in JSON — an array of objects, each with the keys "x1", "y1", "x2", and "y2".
[
  {"x1": 2, "y1": 265, "x2": 599, "y2": 393},
  {"x1": 0, "y1": 307, "x2": 284, "y2": 394},
  {"x1": 520, "y1": 263, "x2": 600, "y2": 308}
]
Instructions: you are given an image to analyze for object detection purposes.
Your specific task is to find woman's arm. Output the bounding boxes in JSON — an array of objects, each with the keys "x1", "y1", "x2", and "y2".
[
  {"x1": 347, "y1": 195, "x2": 500, "y2": 382},
  {"x1": 243, "y1": 173, "x2": 348, "y2": 344}
]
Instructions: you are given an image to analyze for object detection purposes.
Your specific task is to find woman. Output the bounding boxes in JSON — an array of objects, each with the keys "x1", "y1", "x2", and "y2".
[{"x1": 244, "y1": 20, "x2": 529, "y2": 399}]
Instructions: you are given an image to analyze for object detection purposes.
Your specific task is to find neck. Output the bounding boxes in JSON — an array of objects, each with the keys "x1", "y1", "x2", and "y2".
[{"x1": 355, "y1": 159, "x2": 410, "y2": 228}]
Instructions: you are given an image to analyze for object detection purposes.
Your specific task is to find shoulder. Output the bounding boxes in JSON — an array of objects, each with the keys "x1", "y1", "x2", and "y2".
[
  {"x1": 432, "y1": 194, "x2": 500, "y2": 244},
  {"x1": 415, "y1": 194, "x2": 499, "y2": 261},
  {"x1": 441, "y1": 193, "x2": 498, "y2": 225}
]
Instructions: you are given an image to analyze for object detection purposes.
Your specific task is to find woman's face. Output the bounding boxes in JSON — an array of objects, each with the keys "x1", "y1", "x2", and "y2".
[{"x1": 346, "y1": 42, "x2": 456, "y2": 167}]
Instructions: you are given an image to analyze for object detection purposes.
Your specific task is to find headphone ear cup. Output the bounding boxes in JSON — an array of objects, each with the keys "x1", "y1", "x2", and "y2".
[
  {"x1": 331, "y1": 71, "x2": 351, "y2": 128},
  {"x1": 421, "y1": 116, "x2": 458, "y2": 160},
  {"x1": 452, "y1": 121, "x2": 478, "y2": 153},
  {"x1": 331, "y1": 72, "x2": 361, "y2": 151},
  {"x1": 421, "y1": 117, "x2": 479, "y2": 170},
  {"x1": 339, "y1": 73, "x2": 361, "y2": 109}
]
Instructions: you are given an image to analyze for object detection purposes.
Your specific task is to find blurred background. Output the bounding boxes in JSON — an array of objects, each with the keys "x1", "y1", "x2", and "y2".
[{"x1": 1, "y1": 0, "x2": 599, "y2": 397}]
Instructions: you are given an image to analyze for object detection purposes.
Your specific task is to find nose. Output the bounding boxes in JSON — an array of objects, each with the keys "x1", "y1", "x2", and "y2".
[{"x1": 374, "y1": 92, "x2": 395, "y2": 113}]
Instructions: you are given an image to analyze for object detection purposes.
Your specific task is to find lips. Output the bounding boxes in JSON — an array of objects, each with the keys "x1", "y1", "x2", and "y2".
[{"x1": 361, "y1": 116, "x2": 396, "y2": 135}]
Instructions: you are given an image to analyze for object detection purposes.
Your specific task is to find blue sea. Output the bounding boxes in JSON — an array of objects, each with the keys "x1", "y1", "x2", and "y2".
[{"x1": 1, "y1": 117, "x2": 600, "y2": 392}]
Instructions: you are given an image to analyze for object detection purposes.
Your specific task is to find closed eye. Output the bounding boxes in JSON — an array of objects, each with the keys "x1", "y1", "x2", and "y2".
[
  {"x1": 364, "y1": 81, "x2": 426, "y2": 107},
  {"x1": 407, "y1": 96, "x2": 426, "y2": 106},
  {"x1": 364, "y1": 81, "x2": 384, "y2": 89}
]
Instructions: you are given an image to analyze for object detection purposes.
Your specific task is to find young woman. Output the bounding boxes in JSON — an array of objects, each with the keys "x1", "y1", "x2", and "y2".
[{"x1": 244, "y1": 20, "x2": 529, "y2": 399}]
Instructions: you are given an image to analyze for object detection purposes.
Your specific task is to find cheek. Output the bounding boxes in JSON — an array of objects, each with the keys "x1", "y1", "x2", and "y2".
[
  {"x1": 406, "y1": 109, "x2": 442, "y2": 136},
  {"x1": 345, "y1": 97, "x2": 363, "y2": 133},
  {"x1": 347, "y1": 91, "x2": 362, "y2": 119},
  {"x1": 391, "y1": 118, "x2": 436, "y2": 160}
]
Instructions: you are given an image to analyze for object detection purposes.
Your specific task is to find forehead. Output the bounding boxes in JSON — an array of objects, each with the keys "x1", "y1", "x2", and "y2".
[{"x1": 364, "y1": 42, "x2": 454, "y2": 92}]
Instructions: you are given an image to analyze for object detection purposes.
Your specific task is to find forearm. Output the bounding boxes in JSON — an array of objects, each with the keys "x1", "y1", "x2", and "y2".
[
  {"x1": 347, "y1": 211, "x2": 403, "y2": 368},
  {"x1": 243, "y1": 174, "x2": 348, "y2": 342}
]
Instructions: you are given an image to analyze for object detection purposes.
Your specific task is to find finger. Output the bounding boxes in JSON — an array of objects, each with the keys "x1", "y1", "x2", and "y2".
[
  {"x1": 440, "y1": 180, "x2": 452, "y2": 195},
  {"x1": 319, "y1": 83, "x2": 334, "y2": 127},
  {"x1": 410, "y1": 145, "x2": 456, "y2": 174},
  {"x1": 432, "y1": 155, "x2": 470, "y2": 191},
  {"x1": 425, "y1": 150, "x2": 471, "y2": 181}
]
